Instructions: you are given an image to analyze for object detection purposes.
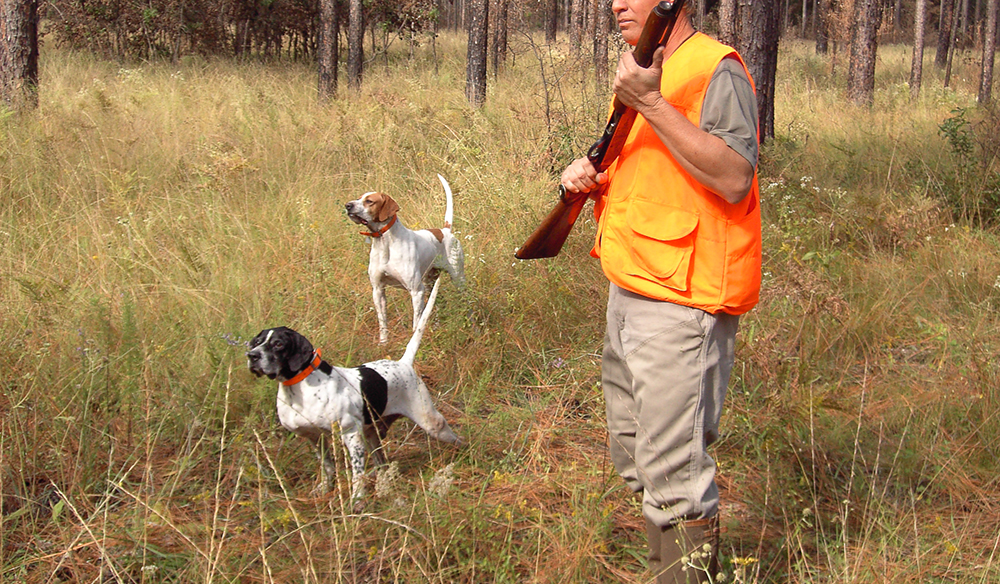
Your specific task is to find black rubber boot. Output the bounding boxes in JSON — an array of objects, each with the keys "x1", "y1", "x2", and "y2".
[{"x1": 647, "y1": 516, "x2": 720, "y2": 584}]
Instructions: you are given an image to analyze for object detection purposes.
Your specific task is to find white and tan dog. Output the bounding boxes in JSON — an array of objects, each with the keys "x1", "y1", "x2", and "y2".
[
  {"x1": 345, "y1": 174, "x2": 465, "y2": 344},
  {"x1": 247, "y1": 277, "x2": 462, "y2": 502}
]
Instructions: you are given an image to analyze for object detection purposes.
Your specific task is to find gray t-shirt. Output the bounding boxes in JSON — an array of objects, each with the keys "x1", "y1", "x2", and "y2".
[{"x1": 700, "y1": 57, "x2": 759, "y2": 170}]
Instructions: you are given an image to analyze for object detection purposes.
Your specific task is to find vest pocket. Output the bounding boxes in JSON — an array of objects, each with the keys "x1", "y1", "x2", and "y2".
[{"x1": 623, "y1": 201, "x2": 699, "y2": 291}]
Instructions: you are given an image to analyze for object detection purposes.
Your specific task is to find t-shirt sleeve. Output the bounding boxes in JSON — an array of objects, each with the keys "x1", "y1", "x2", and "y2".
[{"x1": 700, "y1": 56, "x2": 759, "y2": 170}]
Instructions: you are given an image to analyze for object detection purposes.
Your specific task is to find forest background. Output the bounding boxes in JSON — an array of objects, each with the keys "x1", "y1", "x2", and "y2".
[{"x1": 3, "y1": 0, "x2": 1000, "y2": 582}]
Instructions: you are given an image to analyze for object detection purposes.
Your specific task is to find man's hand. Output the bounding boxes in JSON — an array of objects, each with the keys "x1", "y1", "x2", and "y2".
[
  {"x1": 613, "y1": 46, "x2": 665, "y2": 114},
  {"x1": 561, "y1": 156, "x2": 608, "y2": 195}
]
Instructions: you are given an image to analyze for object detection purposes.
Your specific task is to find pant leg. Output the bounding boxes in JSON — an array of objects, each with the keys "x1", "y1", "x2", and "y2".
[
  {"x1": 603, "y1": 284, "x2": 738, "y2": 528},
  {"x1": 602, "y1": 325, "x2": 642, "y2": 493}
]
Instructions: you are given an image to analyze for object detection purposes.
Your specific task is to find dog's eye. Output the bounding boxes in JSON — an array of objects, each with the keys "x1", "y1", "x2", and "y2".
[{"x1": 272, "y1": 340, "x2": 284, "y2": 350}]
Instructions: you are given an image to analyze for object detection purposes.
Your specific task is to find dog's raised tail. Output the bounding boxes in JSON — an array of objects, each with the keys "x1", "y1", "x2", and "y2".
[
  {"x1": 438, "y1": 174, "x2": 454, "y2": 229},
  {"x1": 401, "y1": 274, "x2": 443, "y2": 366}
]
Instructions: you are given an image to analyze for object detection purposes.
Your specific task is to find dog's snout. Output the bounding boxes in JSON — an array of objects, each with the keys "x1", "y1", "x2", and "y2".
[{"x1": 247, "y1": 351, "x2": 260, "y2": 362}]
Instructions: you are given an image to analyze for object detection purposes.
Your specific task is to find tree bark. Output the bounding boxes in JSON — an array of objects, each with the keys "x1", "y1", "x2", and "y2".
[
  {"x1": 945, "y1": 0, "x2": 963, "y2": 87},
  {"x1": 910, "y1": 0, "x2": 927, "y2": 101},
  {"x1": 593, "y1": 0, "x2": 611, "y2": 87},
  {"x1": 847, "y1": 0, "x2": 885, "y2": 106},
  {"x1": 936, "y1": 0, "x2": 955, "y2": 68},
  {"x1": 815, "y1": 0, "x2": 831, "y2": 54},
  {"x1": 718, "y1": 0, "x2": 737, "y2": 47},
  {"x1": 0, "y1": 0, "x2": 39, "y2": 110},
  {"x1": 348, "y1": 0, "x2": 364, "y2": 89},
  {"x1": 318, "y1": 0, "x2": 339, "y2": 101},
  {"x1": 570, "y1": 0, "x2": 585, "y2": 57},
  {"x1": 491, "y1": 0, "x2": 509, "y2": 78},
  {"x1": 466, "y1": 0, "x2": 489, "y2": 107},
  {"x1": 547, "y1": 0, "x2": 558, "y2": 43},
  {"x1": 979, "y1": 0, "x2": 998, "y2": 103},
  {"x1": 735, "y1": 0, "x2": 780, "y2": 143}
]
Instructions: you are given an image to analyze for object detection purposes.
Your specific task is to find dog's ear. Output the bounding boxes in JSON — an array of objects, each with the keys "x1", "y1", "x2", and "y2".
[
  {"x1": 283, "y1": 330, "x2": 315, "y2": 374},
  {"x1": 377, "y1": 194, "x2": 400, "y2": 222}
]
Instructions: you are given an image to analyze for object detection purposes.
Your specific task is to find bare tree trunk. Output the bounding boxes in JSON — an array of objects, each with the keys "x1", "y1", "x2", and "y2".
[
  {"x1": 466, "y1": 0, "x2": 489, "y2": 107},
  {"x1": 961, "y1": 0, "x2": 969, "y2": 40},
  {"x1": 593, "y1": 0, "x2": 611, "y2": 87},
  {"x1": 815, "y1": 0, "x2": 831, "y2": 54},
  {"x1": 802, "y1": 0, "x2": 808, "y2": 37},
  {"x1": 736, "y1": 0, "x2": 781, "y2": 143},
  {"x1": 718, "y1": 0, "x2": 737, "y2": 47},
  {"x1": 847, "y1": 0, "x2": 885, "y2": 106},
  {"x1": 570, "y1": 0, "x2": 585, "y2": 57},
  {"x1": 491, "y1": 0, "x2": 509, "y2": 77},
  {"x1": 937, "y1": 0, "x2": 955, "y2": 68},
  {"x1": 318, "y1": 0, "x2": 339, "y2": 101},
  {"x1": 894, "y1": 0, "x2": 903, "y2": 40},
  {"x1": 945, "y1": 0, "x2": 961, "y2": 87},
  {"x1": 547, "y1": 0, "x2": 558, "y2": 43},
  {"x1": 979, "y1": 0, "x2": 998, "y2": 102},
  {"x1": 910, "y1": 0, "x2": 927, "y2": 101},
  {"x1": 348, "y1": 0, "x2": 364, "y2": 89},
  {"x1": 0, "y1": 0, "x2": 39, "y2": 110}
]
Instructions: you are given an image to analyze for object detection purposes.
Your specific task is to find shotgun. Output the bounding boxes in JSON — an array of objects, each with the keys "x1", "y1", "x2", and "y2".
[{"x1": 515, "y1": 0, "x2": 686, "y2": 260}]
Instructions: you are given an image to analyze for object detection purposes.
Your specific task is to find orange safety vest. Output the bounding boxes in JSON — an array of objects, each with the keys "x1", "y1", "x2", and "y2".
[{"x1": 591, "y1": 32, "x2": 761, "y2": 315}]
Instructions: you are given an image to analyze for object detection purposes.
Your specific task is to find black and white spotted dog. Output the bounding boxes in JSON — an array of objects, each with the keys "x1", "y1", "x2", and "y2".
[{"x1": 246, "y1": 277, "x2": 462, "y2": 501}]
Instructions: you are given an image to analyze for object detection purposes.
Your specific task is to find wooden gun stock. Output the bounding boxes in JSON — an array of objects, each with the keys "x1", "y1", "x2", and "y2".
[
  {"x1": 515, "y1": 0, "x2": 685, "y2": 261},
  {"x1": 515, "y1": 186, "x2": 590, "y2": 260}
]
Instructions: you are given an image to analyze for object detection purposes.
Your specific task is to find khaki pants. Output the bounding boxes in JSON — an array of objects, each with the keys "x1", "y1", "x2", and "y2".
[{"x1": 603, "y1": 284, "x2": 738, "y2": 529}]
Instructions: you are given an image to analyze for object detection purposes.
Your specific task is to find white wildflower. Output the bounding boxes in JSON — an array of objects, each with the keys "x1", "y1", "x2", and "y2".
[{"x1": 428, "y1": 463, "x2": 456, "y2": 497}]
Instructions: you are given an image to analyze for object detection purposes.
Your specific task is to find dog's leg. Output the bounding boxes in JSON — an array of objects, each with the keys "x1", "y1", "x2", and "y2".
[
  {"x1": 372, "y1": 282, "x2": 390, "y2": 344},
  {"x1": 311, "y1": 435, "x2": 337, "y2": 497},
  {"x1": 363, "y1": 414, "x2": 401, "y2": 467},
  {"x1": 363, "y1": 423, "x2": 387, "y2": 467},
  {"x1": 341, "y1": 430, "x2": 368, "y2": 507}
]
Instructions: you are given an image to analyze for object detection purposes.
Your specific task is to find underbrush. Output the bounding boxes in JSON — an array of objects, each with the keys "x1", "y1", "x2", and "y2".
[{"x1": 2, "y1": 35, "x2": 999, "y2": 583}]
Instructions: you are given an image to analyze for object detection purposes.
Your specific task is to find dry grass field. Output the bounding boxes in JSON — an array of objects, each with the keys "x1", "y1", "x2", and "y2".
[{"x1": 2, "y1": 31, "x2": 999, "y2": 583}]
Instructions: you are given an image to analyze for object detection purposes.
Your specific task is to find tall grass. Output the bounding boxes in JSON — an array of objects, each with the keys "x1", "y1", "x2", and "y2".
[{"x1": 1, "y1": 32, "x2": 999, "y2": 582}]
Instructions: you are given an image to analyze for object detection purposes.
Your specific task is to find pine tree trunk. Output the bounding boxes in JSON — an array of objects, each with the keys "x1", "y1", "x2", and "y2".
[
  {"x1": 718, "y1": 0, "x2": 737, "y2": 47},
  {"x1": 466, "y1": 0, "x2": 489, "y2": 107},
  {"x1": 348, "y1": 0, "x2": 364, "y2": 89},
  {"x1": 936, "y1": 0, "x2": 955, "y2": 68},
  {"x1": 815, "y1": 0, "x2": 830, "y2": 53},
  {"x1": 979, "y1": 0, "x2": 998, "y2": 103},
  {"x1": 736, "y1": 0, "x2": 780, "y2": 143},
  {"x1": 944, "y1": 0, "x2": 960, "y2": 87},
  {"x1": 547, "y1": 0, "x2": 558, "y2": 43},
  {"x1": 0, "y1": 0, "x2": 39, "y2": 110},
  {"x1": 570, "y1": 0, "x2": 585, "y2": 57},
  {"x1": 491, "y1": 0, "x2": 509, "y2": 77},
  {"x1": 593, "y1": 0, "x2": 611, "y2": 87},
  {"x1": 318, "y1": 0, "x2": 339, "y2": 101},
  {"x1": 847, "y1": 0, "x2": 885, "y2": 106},
  {"x1": 910, "y1": 0, "x2": 927, "y2": 101}
]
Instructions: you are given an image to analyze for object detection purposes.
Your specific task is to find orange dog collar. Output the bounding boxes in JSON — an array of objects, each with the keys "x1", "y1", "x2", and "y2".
[
  {"x1": 360, "y1": 215, "x2": 397, "y2": 237},
  {"x1": 282, "y1": 349, "x2": 322, "y2": 386}
]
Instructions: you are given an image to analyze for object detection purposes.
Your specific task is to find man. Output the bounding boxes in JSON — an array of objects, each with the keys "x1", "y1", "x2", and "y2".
[{"x1": 560, "y1": 1, "x2": 760, "y2": 582}]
